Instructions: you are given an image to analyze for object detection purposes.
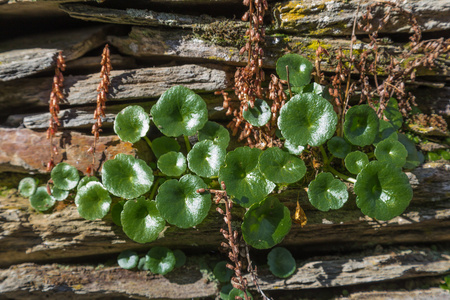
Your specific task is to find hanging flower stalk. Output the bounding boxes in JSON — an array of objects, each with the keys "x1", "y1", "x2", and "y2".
[
  {"x1": 87, "y1": 44, "x2": 112, "y2": 175},
  {"x1": 46, "y1": 51, "x2": 66, "y2": 172}
]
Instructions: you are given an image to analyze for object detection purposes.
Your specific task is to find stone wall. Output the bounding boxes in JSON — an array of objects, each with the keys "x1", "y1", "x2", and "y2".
[{"x1": 0, "y1": 1, "x2": 449, "y2": 299}]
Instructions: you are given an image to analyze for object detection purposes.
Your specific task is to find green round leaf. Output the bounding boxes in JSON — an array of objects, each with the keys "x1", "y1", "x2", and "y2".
[
  {"x1": 187, "y1": 140, "x2": 225, "y2": 178},
  {"x1": 345, "y1": 151, "x2": 369, "y2": 175},
  {"x1": 150, "y1": 85, "x2": 208, "y2": 137},
  {"x1": 219, "y1": 147, "x2": 275, "y2": 208},
  {"x1": 220, "y1": 284, "x2": 233, "y2": 300},
  {"x1": 111, "y1": 200, "x2": 125, "y2": 226},
  {"x1": 145, "y1": 247, "x2": 176, "y2": 275},
  {"x1": 75, "y1": 182, "x2": 112, "y2": 220},
  {"x1": 259, "y1": 147, "x2": 306, "y2": 184},
  {"x1": 121, "y1": 197, "x2": 165, "y2": 243},
  {"x1": 51, "y1": 162, "x2": 80, "y2": 190},
  {"x1": 213, "y1": 261, "x2": 234, "y2": 283},
  {"x1": 373, "y1": 119, "x2": 398, "y2": 146},
  {"x1": 267, "y1": 247, "x2": 296, "y2": 278},
  {"x1": 228, "y1": 288, "x2": 253, "y2": 300},
  {"x1": 156, "y1": 174, "x2": 211, "y2": 228},
  {"x1": 276, "y1": 53, "x2": 313, "y2": 87},
  {"x1": 29, "y1": 186, "x2": 55, "y2": 211},
  {"x1": 151, "y1": 136, "x2": 180, "y2": 159},
  {"x1": 198, "y1": 121, "x2": 230, "y2": 149},
  {"x1": 284, "y1": 139, "x2": 305, "y2": 155},
  {"x1": 173, "y1": 249, "x2": 186, "y2": 268},
  {"x1": 52, "y1": 187, "x2": 69, "y2": 201},
  {"x1": 114, "y1": 105, "x2": 150, "y2": 143},
  {"x1": 344, "y1": 105, "x2": 379, "y2": 146},
  {"x1": 355, "y1": 161, "x2": 413, "y2": 220},
  {"x1": 375, "y1": 139, "x2": 408, "y2": 167},
  {"x1": 117, "y1": 250, "x2": 139, "y2": 270},
  {"x1": 157, "y1": 151, "x2": 187, "y2": 177},
  {"x1": 241, "y1": 196, "x2": 291, "y2": 249},
  {"x1": 242, "y1": 99, "x2": 271, "y2": 127},
  {"x1": 307, "y1": 172, "x2": 348, "y2": 211},
  {"x1": 383, "y1": 98, "x2": 403, "y2": 130},
  {"x1": 138, "y1": 256, "x2": 149, "y2": 271},
  {"x1": 102, "y1": 154, "x2": 154, "y2": 199},
  {"x1": 327, "y1": 136, "x2": 351, "y2": 159},
  {"x1": 77, "y1": 176, "x2": 99, "y2": 191},
  {"x1": 278, "y1": 93, "x2": 337, "y2": 147},
  {"x1": 397, "y1": 133, "x2": 421, "y2": 169},
  {"x1": 18, "y1": 177, "x2": 37, "y2": 197}
]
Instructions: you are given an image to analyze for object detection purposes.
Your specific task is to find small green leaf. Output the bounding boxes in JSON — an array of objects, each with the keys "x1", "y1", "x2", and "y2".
[
  {"x1": 276, "y1": 53, "x2": 313, "y2": 87},
  {"x1": 345, "y1": 151, "x2": 369, "y2": 174},
  {"x1": 156, "y1": 174, "x2": 211, "y2": 228},
  {"x1": 75, "y1": 182, "x2": 112, "y2": 220},
  {"x1": 52, "y1": 187, "x2": 69, "y2": 201},
  {"x1": 427, "y1": 152, "x2": 441, "y2": 161},
  {"x1": 397, "y1": 133, "x2": 421, "y2": 169},
  {"x1": 111, "y1": 200, "x2": 125, "y2": 227},
  {"x1": 51, "y1": 162, "x2": 80, "y2": 190},
  {"x1": 355, "y1": 161, "x2": 413, "y2": 220},
  {"x1": 220, "y1": 284, "x2": 233, "y2": 300},
  {"x1": 307, "y1": 172, "x2": 348, "y2": 211},
  {"x1": 383, "y1": 98, "x2": 403, "y2": 130},
  {"x1": 242, "y1": 99, "x2": 271, "y2": 127},
  {"x1": 173, "y1": 249, "x2": 186, "y2": 268},
  {"x1": 327, "y1": 136, "x2": 351, "y2": 159},
  {"x1": 102, "y1": 154, "x2": 154, "y2": 199},
  {"x1": 258, "y1": 147, "x2": 306, "y2": 184},
  {"x1": 198, "y1": 121, "x2": 230, "y2": 149},
  {"x1": 284, "y1": 139, "x2": 305, "y2": 155},
  {"x1": 29, "y1": 186, "x2": 55, "y2": 212},
  {"x1": 375, "y1": 139, "x2": 408, "y2": 167},
  {"x1": 157, "y1": 151, "x2": 187, "y2": 177},
  {"x1": 150, "y1": 85, "x2": 208, "y2": 137},
  {"x1": 267, "y1": 247, "x2": 296, "y2": 278},
  {"x1": 151, "y1": 136, "x2": 181, "y2": 159},
  {"x1": 121, "y1": 197, "x2": 165, "y2": 243},
  {"x1": 138, "y1": 257, "x2": 149, "y2": 271},
  {"x1": 242, "y1": 196, "x2": 291, "y2": 249},
  {"x1": 228, "y1": 288, "x2": 253, "y2": 300},
  {"x1": 373, "y1": 120, "x2": 398, "y2": 146},
  {"x1": 344, "y1": 105, "x2": 379, "y2": 146},
  {"x1": 438, "y1": 149, "x2": 450, "y2": 160},
  {"x1": 114, "y1": 105, "x2": 150, "y2": 143},
  {"x1": 187, "y1": 140, "x2": 225, "y2": 178},
  {"x1": 213, "y1": 261, "x2": 234, "y2": 283},
  {"x1": 18, "y1": 177, "x2": 37, "y2": 197},
  {"x1": 77, "y1": 176, "x2": 99, "y2": 191},
  {"x1": 219, "y1": 147, "x2": 275, "y2": 208},
  {"x1": 145, "y1": 247, "x2": 176, "y2": 275},
  {"x1": 117, "y1": 250, "x2": 139, "y2": 270},
  {"x1": 278, "y1": 93, "x2": 337, "y2": 147}
]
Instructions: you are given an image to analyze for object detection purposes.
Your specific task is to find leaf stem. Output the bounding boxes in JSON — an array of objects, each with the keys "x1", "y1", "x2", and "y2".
[
  {"x1": 319, "y1": 145, "x2": 329, "y2": 165},
  {"x1": 184, "y1": 135, "x2": 191, "y2": 153},
  {"x1": 149, "y1": 178, "x2": 162, "y2": 200},
  {"x1": 143, "y1": 136, "x2": 154, "y2": 153},
  {"x1": 286, "y1": 65, "x2": 293, "y2": 99},
  {"x1": 326, "y1": 166, "x2": 357, "y2": 184}
]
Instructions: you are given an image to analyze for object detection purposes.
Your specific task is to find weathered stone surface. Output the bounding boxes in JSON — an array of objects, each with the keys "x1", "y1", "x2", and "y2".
[
  {"x1": 0, "y1": 160, "x2": 448, "y2": 266},
  {"x1": 108, "y1": 27, "x2": 450, "y2": 76},
  {"x1": 342, "y1": 288, "x2": 450, "y2": 300},
  {"x1": 0, "y1": 26, "x2": 109, "y2": 81},
  {"x1": 0, "y1": 248, "x2": 448, "y2": 299},
  {"x1": 59, "y1": 3, "x2": 246, "y2": 29},
  {"x1": 274, "y1": 0, "x2": 450, "y2": 36},
  {"x1": 0, "y1": 64, "x2": 232, "y2": 113},
  {"x1": 252, "y1": 248, "x2": 450, "y2": 290},
  {"x1": 0, "y1": 128, "x2": 143, "y2": 173},
  {"x1": 0, "y1": 262, "x2": 218, "y2": 299}
]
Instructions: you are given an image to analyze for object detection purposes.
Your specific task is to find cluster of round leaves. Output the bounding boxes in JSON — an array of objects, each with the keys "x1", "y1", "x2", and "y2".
[
  {"x1": 117, "y1": 247, "x2": 186, "y2": 275},
  {"x1": 19, "y1": 163, "x2": 81, "y2": 212}
]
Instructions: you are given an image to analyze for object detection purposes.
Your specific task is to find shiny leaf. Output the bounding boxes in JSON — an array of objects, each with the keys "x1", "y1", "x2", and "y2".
[
  {"x1": 29, "y1": 186, "x2": 55, "y2": 212},
  {"x1": 145, "y1": 247, "x2": 176, "y2": 275},
  {"x1": 18, "y1": 177, "x2": 37, "y2": 197},
  {"x1": 375, "y1": 139, "x2": 408, "y2": 167},
  {"x1": 258, "y1": 147, "x2": 306, "y2": 184},
  {"x1": 157, "y1": 151, "x2": 187, "y2": 177},
  {"x1": 267, "y1": 247, "x2": 296, "y2": 278},
  {"x1": 276, "y1": 53, "x2": 313, "y2": 87},
  {"x1": 75, "y1": 182, "x2": 112, "y2": 220},
  {"x1": 242, "y1": 98, "x2": 271, "y2": 127},
  {"x1": 151, "y1": 136, "x2": 180, "y2": 159},
  {"x1": 198, "y1": 121, "x2": 230, "y2": 149},
  {"x1": 307, "y1": 172, "x2": 348, "y2": 211},
  {"x1": 327, "y1": 136, "x2": 351, "y2": 159},
  {"x1": 187, "y1": 140, "x2": 225, "y2": 178},
  {"x1": 344, "y1": 105, "x2": 379, "y2": 146},
  {"x1": 51, "y1": 162, "x2": 80, "y2": 190},
  {"x1": 114, "y1": 105, "x2": 150, "y2": 143},
  {"x1": 345, "y1": 151, "x2": 369, "y2": 174}
]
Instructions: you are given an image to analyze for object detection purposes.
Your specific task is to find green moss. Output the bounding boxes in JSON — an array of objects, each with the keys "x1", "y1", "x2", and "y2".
[{"x1": 192, "y1": 20, "x2": 246, "y2": 48}]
